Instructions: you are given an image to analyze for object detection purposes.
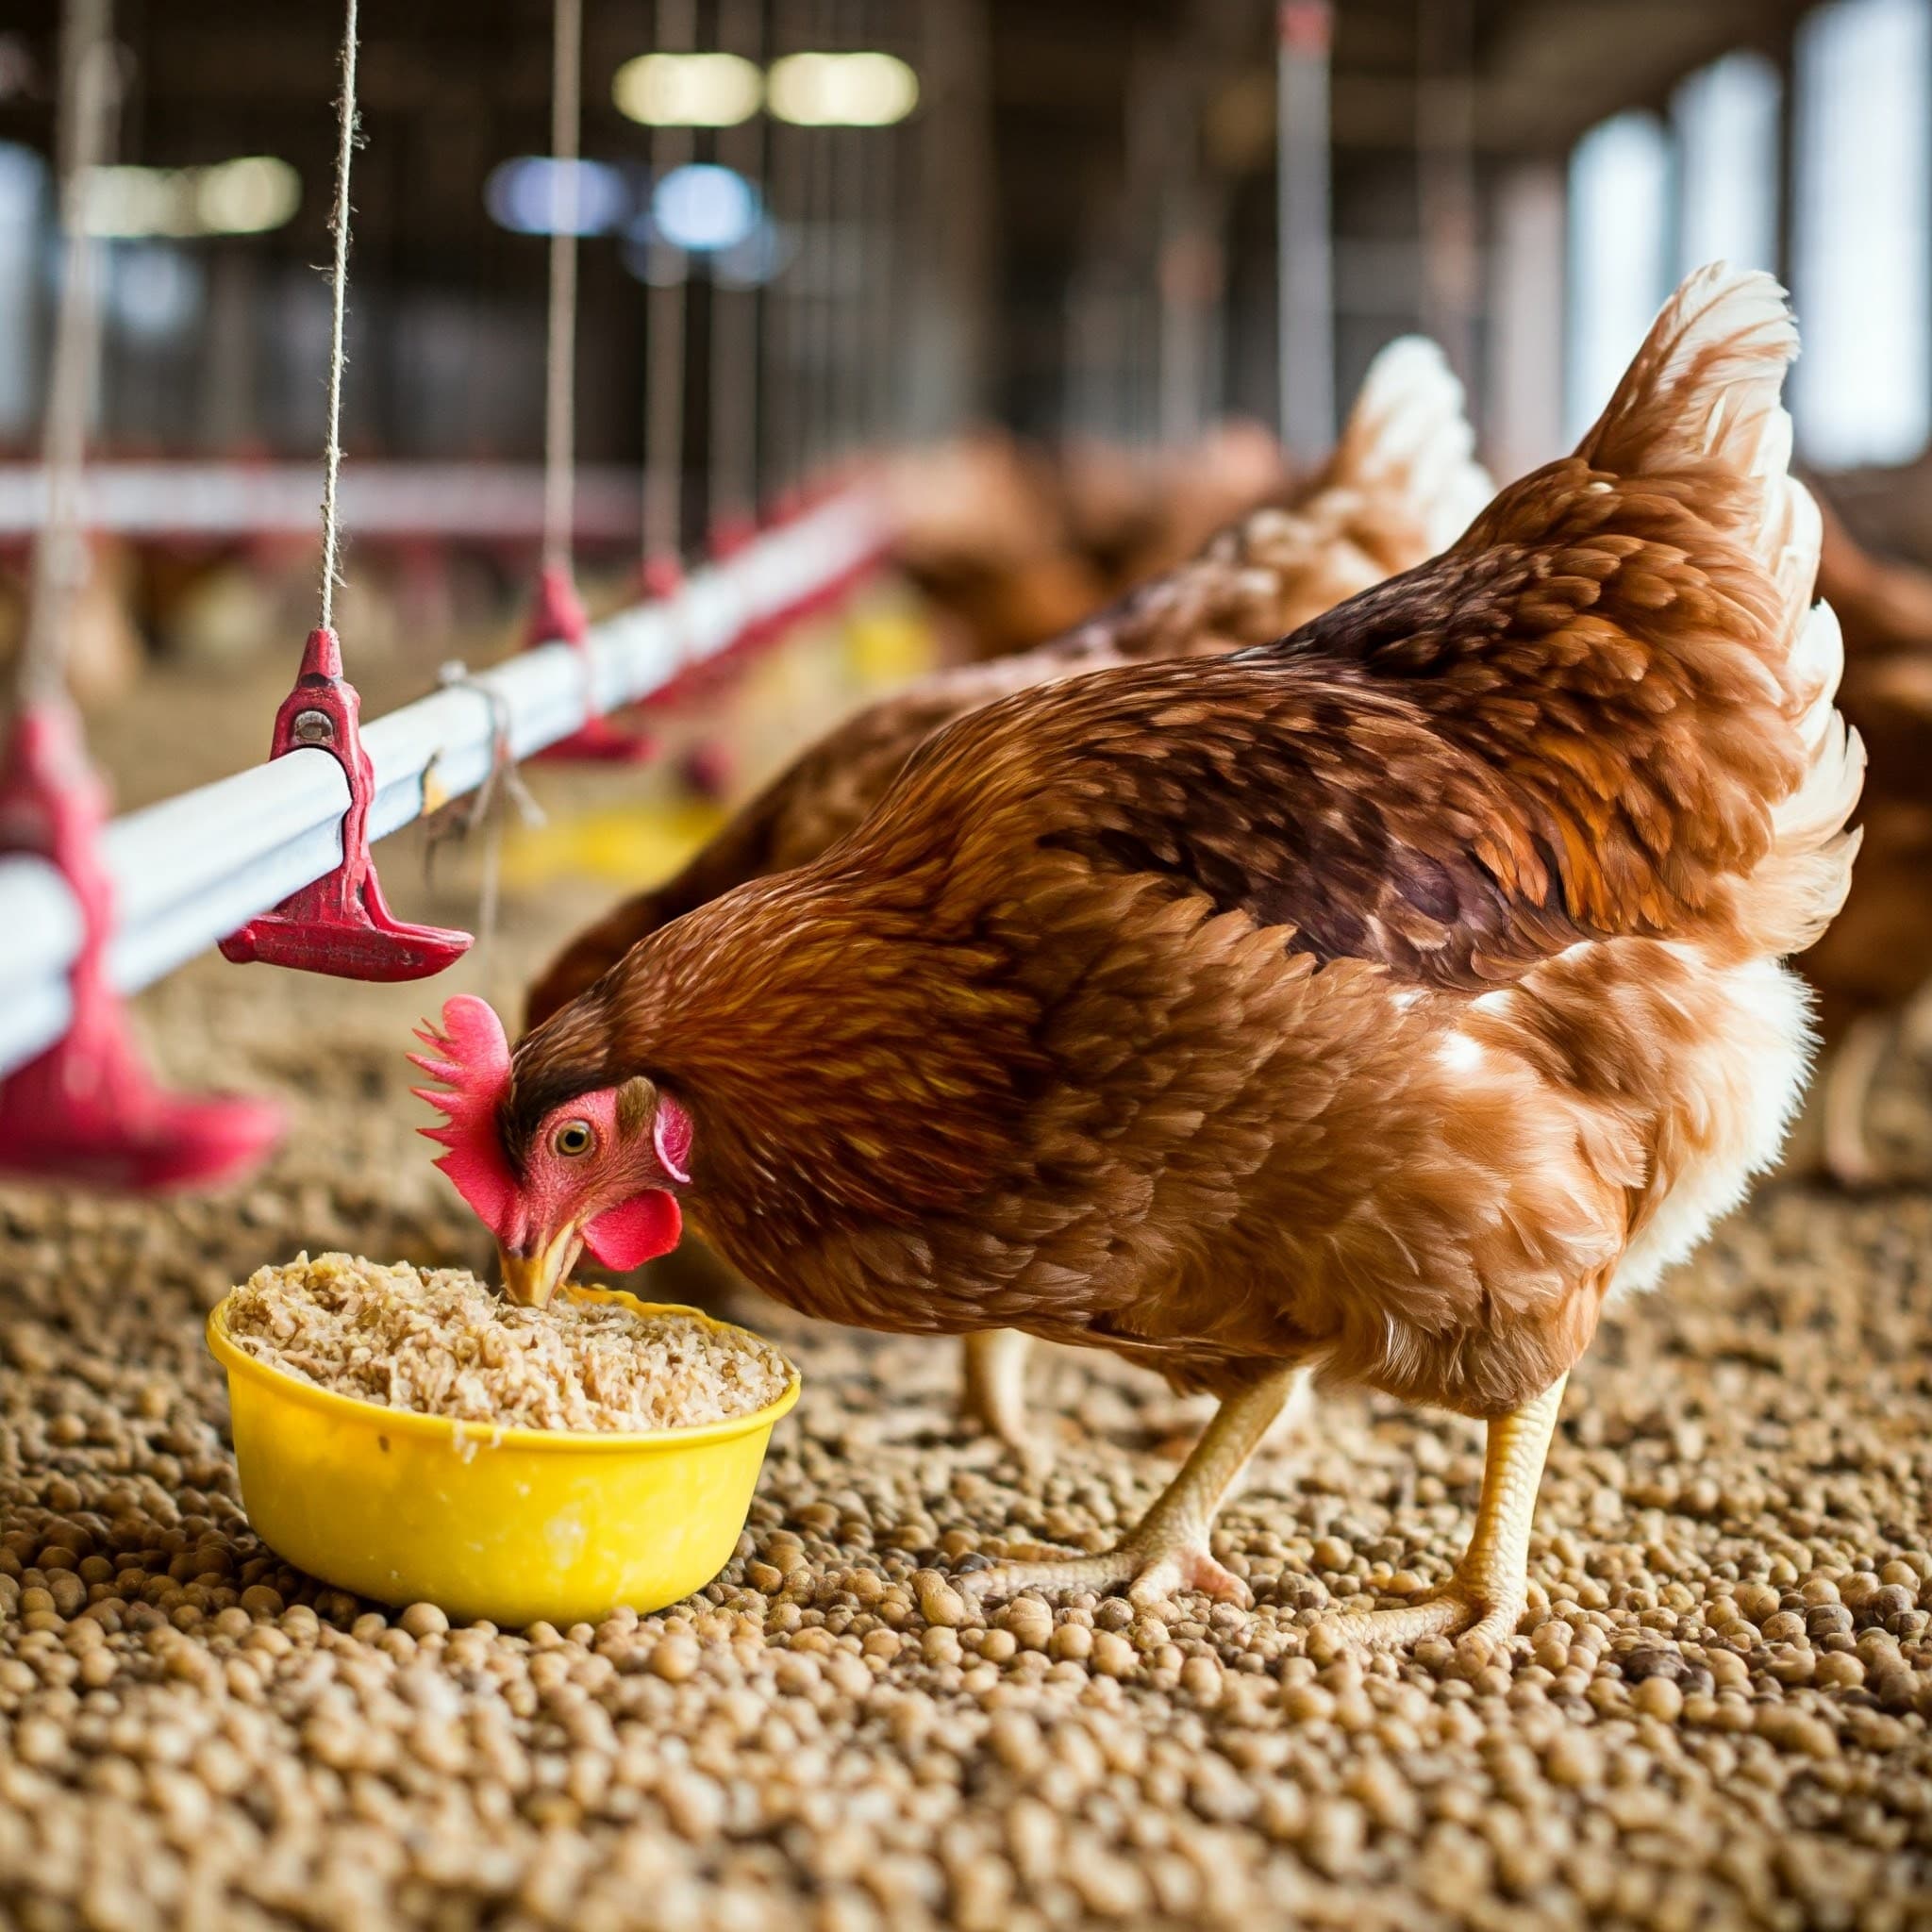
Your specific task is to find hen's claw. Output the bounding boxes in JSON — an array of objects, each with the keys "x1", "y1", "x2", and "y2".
[
  {"x1": 960, "y1": 1365, "x2": 1309, "y2": 1609},
  {"x1": 1305, "y1": 1578, "x2": 1524, "y2": 1663},
  {"x1": 1305, "y1": 1375, "x2": 1567, "y2": 1663},
  {"x1": 960, "y1": 1534, "x2": 1251, "y2": 1608}
]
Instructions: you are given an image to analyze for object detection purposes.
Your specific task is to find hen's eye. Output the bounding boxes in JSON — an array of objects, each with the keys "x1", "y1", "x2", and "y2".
[{"x1": 552, "y1": 1120, "x2": 595, "y2": 1158}]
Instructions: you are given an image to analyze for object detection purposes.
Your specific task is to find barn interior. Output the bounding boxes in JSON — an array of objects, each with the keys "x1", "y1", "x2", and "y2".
[{"x1": 1, "y1": 3, "x2": 1930, "y2": 1928}]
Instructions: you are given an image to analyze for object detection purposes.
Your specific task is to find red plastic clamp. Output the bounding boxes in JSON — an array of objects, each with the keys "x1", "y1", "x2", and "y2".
[
  {"x1": 528, "y1": 564, "x2": 657, "y2": 764},
  {"x1": 219, "y1": 626, "x2": 473, "y2": 980},
  {"x1": 0, "y1": 702, "x2": 283, "y2": 1191}
]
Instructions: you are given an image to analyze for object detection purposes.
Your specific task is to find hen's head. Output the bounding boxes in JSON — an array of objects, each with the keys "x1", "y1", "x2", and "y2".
[{"x1": 408, "y1": 995, "x2": 691, "y2": 1307}]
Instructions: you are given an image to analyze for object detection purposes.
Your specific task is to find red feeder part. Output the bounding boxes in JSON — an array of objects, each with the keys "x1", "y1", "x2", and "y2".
[
  {"x1": 527, "y1": 564, "x2": 656, "y2": 765},
  {"x1": 219, "y1": 626, "x2": 474, "y2": 981},
  {"x1": 0, "y1": 703, "x2": 283, "y2": 1191},
  {"x1": 708, "y1": 513, "x2": 757, "y2": 561},
  {"x1": 676, "y1": 740, "x2": 736, "y2": 802}
]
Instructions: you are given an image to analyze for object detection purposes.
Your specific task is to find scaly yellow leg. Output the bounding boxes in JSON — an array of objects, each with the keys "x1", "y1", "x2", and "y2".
[
  {"x1": 958, "y1": 1329, "x2": 1042, "y2": 1467},
  {"x1": 961, "y1": 1364, "x2": 1302, "y2": 1608},
  {"x1": 1309, "y1": 1374, "x2": 1567, "y2": 1660},
  {"x1": 1822, "y1": 1013, "x2": 1890, "y2": 1189}
]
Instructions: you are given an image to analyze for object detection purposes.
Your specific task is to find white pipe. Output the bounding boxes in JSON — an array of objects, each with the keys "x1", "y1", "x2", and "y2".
[
  {"x1": 0, "y1": 491, "x2": 884, "y2": 1077},
  {"x1": 0, "y1": 461, "x2": 652, "y2": 541}
]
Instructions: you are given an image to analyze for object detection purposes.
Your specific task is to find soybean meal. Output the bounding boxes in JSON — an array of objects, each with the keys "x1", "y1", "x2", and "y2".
[{"x1": 223, "y1": 1252, "x2": 792, "y2": 1434}]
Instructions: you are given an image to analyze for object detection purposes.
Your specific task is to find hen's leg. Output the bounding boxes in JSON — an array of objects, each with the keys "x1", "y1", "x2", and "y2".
[
  {"x1": 960, "y1": 1363, "x2": 1301, "y2": 1608},
  {"x1": 1821, "y1": 1014, "x2": 1890, "y2": 1189},
  {"x1": 958, "y1": 1329, "x2": 1042, "y2": 1466},
  {"x1": 1308, "y1": 1374, "x2": 1566, "y2": 1660}
]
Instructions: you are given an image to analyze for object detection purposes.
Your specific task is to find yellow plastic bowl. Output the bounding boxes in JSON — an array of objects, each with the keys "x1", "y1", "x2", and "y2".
[{"x1": 207, "y1": 1286, "x2": 800, "y2": 1627}]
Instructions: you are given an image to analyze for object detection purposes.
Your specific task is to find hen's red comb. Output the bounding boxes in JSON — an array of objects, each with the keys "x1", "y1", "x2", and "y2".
[{"x1": 408, "y1": 994, "x2": 518, "y2": 1238}]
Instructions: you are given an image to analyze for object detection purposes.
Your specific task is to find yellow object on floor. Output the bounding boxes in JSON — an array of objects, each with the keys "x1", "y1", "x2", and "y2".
[
  {"x1": 495, "y1": 586, "x2": 940, "y2": 892},
  {"x1": 498, "y1": 795, "x2": 727, "y2": 891},
  {"x1": 843, "y1": 602, "x2": 939, "y2": 686},
  {"x1": 207, "y1": 1286, "x2": 801, "y2": 1626}
]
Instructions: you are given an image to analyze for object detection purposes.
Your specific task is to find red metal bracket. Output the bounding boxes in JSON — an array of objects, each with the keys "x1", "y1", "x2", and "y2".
[
  {"x1": 528, "y1": 564, "x2": 657, "y2": 764},
  {"x1": 0, "y1": 702, "x2": 283, "y2": 1191},
  {"x1": 219, "y1": 626, "x2": 474, "y2": 980}
]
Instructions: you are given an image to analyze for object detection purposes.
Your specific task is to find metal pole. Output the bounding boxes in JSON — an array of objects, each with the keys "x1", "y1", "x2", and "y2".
[
  {"x1": 1275, "y1": 0, "x2": 1334, "y2": 462},
  {"x1": 1416, "y1": 0, "x2": 1478, "y2": 390},
  {"x1": 644, "y1": 0, "x2": 695, "y2": 558},
  {"x1": 13, "y1": 0, "x2": 115, "y2": 718},
  {"x1": 860, "y1": 0, "x2": 900, "y2": 445},
  {"x1": 710, "y1": 0, "x2": 763, "y2": 526},
  {"x1": 763, "y1": 0, "x2": 802, "y2": 492},
  {"x1": 799, "y1": 0, "x2": 834, "y2": 474}
]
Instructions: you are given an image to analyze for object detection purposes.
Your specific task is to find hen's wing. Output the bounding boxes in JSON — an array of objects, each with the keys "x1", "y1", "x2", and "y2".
[
  {"x1": 524, "y1": 340, "x2": 1488, "y2": 1029},
  {"x1": 868, "y1": 267, "x2": 1859, "y2": 991},
  {"x1": 521, "y1": 654, "x2": 1084, "y2": 1027}
]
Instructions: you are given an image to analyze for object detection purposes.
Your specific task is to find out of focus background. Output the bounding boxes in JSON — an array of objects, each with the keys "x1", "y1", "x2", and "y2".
[
  {"x1": 2, "y1": 0, "x2": 1931, "y2": 1177},
  {"x1": 1, "y1": 0, "x2": 1929, "y2": 680}
]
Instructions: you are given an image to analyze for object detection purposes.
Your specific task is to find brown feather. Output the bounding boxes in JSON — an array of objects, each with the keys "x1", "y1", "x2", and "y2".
[{"x1": 510, "y1": 271, "x2": 1855, "y2": 1425}]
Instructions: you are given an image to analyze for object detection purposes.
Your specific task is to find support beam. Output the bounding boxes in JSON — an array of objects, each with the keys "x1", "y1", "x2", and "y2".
[{"x1": 1275, "y1": 0, "x2": 1335, "y2": 463}]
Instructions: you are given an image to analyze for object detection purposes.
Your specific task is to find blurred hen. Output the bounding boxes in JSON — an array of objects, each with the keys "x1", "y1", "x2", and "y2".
[{"x1": 1796, "y1": 494, "x2": 1932, "y2": 1183}]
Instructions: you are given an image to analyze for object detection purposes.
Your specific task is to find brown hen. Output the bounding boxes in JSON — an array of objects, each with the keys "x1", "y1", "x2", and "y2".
[
  {"x1": 456, "y1": 268, "x2": 1858, "y2": 1651},
  {"x1": 525, "y1": 336, "x2": 1491, "y2": 1456},
  {"x1": 1796, "y1": 495, "x2": 1932, "y2": 1183}
]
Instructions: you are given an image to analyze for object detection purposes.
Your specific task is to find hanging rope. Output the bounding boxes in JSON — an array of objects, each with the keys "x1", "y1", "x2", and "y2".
[
  {"x1": 14, "y1": 0, "x2": 115, "y2": 716},
  {"x1": 317, "y1": 0, "x2": 360, "y2": 632},
  {"x1": 425, "y1": 662, "x2": 544, "y2": 992},
  {"x1": 542, "y1": 0, "x2": 582, "y2": 570}
]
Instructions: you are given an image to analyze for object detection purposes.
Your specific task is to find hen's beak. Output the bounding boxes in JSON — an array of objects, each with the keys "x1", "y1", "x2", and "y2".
[{"x1": 498, "y1": 1225, "x2": 583, "y2": 1308}]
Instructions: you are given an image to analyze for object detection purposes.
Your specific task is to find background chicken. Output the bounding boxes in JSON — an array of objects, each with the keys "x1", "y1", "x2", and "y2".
[
  {"x1": 525, "y1": 334, "x2": 1492, "y2": 1458},
  {"x1": 1794, "y1": 493, "x2": 1932, "y2": 1183},
  {"x1": 419, "y1": 266, "x2": 1857, "y2": 1656}
]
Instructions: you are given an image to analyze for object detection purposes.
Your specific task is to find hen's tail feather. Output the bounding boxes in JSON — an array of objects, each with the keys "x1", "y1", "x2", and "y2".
[
  {"x1": 1329, "y1": 336, "x2": 1493, "y2": 553},
  {"x1": 1588, "y1": 262, "x2": 1862, "y2": 958},
  {"x1": 1576, "y1": 262, "x2": 1797, "y2": 497}
]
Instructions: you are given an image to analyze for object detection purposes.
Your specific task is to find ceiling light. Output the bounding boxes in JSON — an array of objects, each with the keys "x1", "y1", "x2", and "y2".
[
  {"x1": 649, "y1": 163, "x2": 760, "y2": 252},
  {"x1": 766, "y1": 51, "x2": 917, "y2": 127},
  {"x1": 195, "y1": 156, "x2": 302, "y2": 235},
  {"x1": 81, "y1": 157, "x2": 299, "y2": 239},
  {"x1": 485, "y1": 156, "x2": 629, "y2": 236},
  {"x1": 613, "y1": 51, "x2": 761, "y2": 127}
]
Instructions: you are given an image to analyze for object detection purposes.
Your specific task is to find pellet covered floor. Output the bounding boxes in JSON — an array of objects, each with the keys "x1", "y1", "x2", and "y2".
[{"x1": 5, "y1": 749, "x2": 1932, "y2": 1930}]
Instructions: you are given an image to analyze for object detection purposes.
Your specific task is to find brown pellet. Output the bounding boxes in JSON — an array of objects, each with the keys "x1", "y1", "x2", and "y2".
[{"x1": 398, "y1": 1602, "x2": 449, "y2": 1640}]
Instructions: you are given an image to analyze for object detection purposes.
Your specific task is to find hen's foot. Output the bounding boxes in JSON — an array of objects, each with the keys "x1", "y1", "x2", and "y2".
[
  {"x1": 960, "y1": 1532, "x2": 1250, "y2": 1608},
  {"x1": 1306, "y1": 1577, "x2": 1524, "y2": 1662},
  {"x1": 960, "y1": 1364, "x2": 1307, "y2": 1610},
  {"x1": 958, "y1": 1329, "x2": 1049, "y2": 1472},
  {"x1": 1305, "y1": 1374, "x2": 1568, "y2": 1663}
]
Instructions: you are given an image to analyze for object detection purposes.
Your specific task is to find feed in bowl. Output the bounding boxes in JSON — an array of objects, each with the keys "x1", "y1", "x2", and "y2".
[
  {"x1": 208, "y1": 1254, "x2": 800, "y2": 1624},
  {"x1": 224, "y1": 1252, "x2": 792, "y2": 1434}
]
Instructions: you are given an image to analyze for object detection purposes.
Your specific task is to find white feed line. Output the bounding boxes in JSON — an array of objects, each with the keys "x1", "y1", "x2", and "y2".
[
  {"x1": 0, "y1": 491, "x2": 885, "y2": 1078},
  {"x1": 0, "y1": 461, "x2": 649, "y2": 541}
]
